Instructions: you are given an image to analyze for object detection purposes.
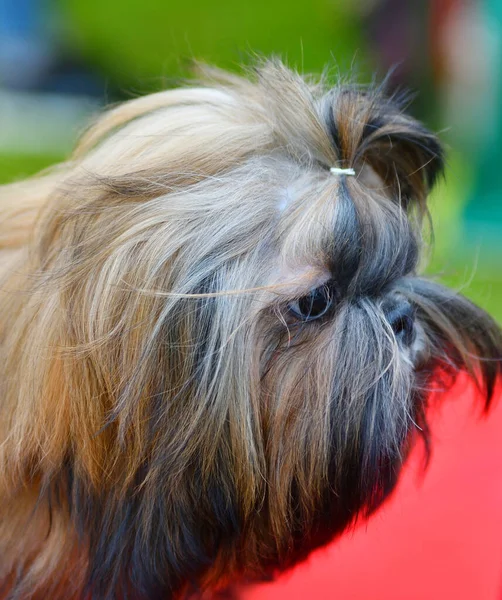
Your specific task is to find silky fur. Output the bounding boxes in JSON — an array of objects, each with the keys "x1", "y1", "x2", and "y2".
[{"x1": 0, "y1": 60, "x2": 500, "y2": 600}]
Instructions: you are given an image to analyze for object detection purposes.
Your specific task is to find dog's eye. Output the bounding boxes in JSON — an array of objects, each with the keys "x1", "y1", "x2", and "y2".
[{"x1": 288, "y1": 284, "x2": 333, "y2": 322}]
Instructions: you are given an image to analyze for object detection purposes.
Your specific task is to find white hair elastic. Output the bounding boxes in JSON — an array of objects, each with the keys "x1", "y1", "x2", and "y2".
[{"x1": 330, "y1": 167, "x2": 356, "y2": 176}]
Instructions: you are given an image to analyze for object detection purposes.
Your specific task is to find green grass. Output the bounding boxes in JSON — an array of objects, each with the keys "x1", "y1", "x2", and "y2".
[
  {"x1": 0, "y1": 153, "x2": 64, "y2": 183},
  {"x1": 428, "y1": 265, "x2": 502, "y2": 324},
  {"x1": 425, "y1": 154, "x2": 502, "y2": 324},
  {"x1": 61, "y1": 0, "x2": 369, "y2": 93}
]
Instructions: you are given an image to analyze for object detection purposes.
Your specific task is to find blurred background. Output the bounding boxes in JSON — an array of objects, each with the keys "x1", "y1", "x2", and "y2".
[{"x1": 0, "y1": 0, "x2": 500, "y2": 320}]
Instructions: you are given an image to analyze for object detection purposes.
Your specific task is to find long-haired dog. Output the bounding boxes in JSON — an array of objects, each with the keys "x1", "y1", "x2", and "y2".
[{"x1": 0, "y1": 60, "x2": 500, "y2": 600}]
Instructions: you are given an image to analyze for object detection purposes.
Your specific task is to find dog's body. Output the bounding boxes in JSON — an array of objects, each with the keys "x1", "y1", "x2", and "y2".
[{"x1": 0, "y1": 61, "x2": 500, "y2": 600}]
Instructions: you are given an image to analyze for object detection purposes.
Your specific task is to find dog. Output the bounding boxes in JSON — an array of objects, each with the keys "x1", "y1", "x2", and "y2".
[{"x1": 0, "y1": 59, "x2": 500, "y2": 600}]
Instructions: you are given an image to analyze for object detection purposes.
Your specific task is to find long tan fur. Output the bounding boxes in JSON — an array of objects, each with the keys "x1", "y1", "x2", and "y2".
[{"x1": 0, "y1": 60, "x2": 499, "y2": 599}]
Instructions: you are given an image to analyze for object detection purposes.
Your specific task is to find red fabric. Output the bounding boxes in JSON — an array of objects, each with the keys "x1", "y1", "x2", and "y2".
[{"x1": 241, "y1": 375, "x2": 502, "y2": 600}]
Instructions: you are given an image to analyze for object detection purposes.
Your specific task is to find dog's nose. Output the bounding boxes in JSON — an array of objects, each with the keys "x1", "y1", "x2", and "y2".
[{"x1": 385, "y1": 300, "x2": 415, "y2": 347}]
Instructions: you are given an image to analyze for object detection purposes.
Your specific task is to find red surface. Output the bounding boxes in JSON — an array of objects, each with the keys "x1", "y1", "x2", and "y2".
[{"x1": 242, "y1": 375, "x2": 502, "y2": 600}]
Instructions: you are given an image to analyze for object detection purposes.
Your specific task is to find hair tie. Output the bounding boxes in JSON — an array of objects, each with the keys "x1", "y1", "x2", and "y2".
[{"x1": 330, "y1": 167, "x2": 356, "y2": 176}]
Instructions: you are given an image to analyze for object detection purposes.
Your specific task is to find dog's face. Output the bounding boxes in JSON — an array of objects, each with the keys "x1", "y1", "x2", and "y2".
[{"x1": 1, "y1": 60, "x2": 501, "y2": 599}]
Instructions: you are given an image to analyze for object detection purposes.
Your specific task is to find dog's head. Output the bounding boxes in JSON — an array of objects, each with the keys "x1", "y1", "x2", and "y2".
[{"x1": 2, "y1": 60, "x2": 501, "y2": 599}]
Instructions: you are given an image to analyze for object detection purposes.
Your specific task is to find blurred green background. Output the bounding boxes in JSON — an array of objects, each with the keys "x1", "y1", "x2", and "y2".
[{"x1": 0, "y1": 0, "x2": 500, "y2": 320}]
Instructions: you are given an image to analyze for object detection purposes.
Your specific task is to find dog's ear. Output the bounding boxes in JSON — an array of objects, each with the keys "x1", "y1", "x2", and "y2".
[{"x1": 356, "y1": 100, "x2": 445, "y2": 211}]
